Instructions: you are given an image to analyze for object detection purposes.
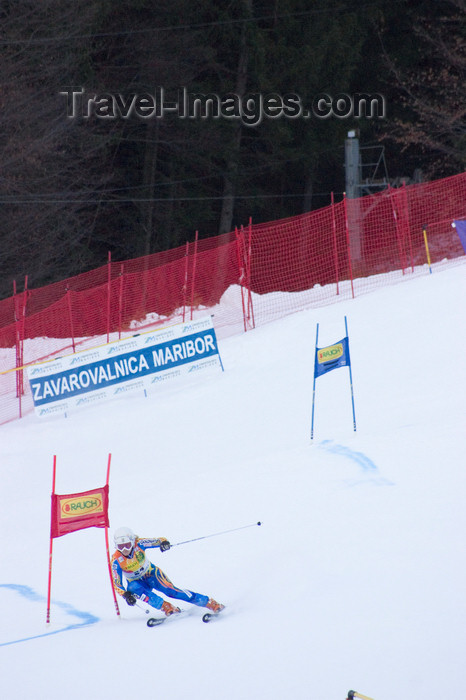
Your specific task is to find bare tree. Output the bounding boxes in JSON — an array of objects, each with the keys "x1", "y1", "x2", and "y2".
[
  {"x1": 0, "y1": 1, "x2": 119, "y2": 297},
  {"x1": 217, "y1": 0, "x2": 252, "y2": 235},
  {"x1": 383, "y1": 0, "x2": 466, "y2": 174}
]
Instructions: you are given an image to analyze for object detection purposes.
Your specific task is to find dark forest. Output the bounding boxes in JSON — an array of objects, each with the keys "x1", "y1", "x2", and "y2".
[{"x1": 0, "y1": 0, "x2": 464, "y2": 299}]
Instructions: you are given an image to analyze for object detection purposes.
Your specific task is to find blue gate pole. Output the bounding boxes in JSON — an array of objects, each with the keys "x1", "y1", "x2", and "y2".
[
  {"x1": 344, "y1": 316, "x2": 357, "y2": 432},
  {"x1": 310, "y1": 323, "x2": 319, "y2": 440}
]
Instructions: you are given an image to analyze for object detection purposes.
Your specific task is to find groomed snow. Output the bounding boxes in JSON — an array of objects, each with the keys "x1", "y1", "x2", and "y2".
[{"x1": 1, "y1": 259, "x2": 465, "y2": 700}]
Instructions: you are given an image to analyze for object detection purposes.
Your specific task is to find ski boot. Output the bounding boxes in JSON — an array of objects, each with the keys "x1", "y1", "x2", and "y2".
[
  {"x1": 205, "y1": 598, "x2": 225, "y2": 614},
  {"x1": 161, "y1": 600, "x2": 181, "y2": 616}
]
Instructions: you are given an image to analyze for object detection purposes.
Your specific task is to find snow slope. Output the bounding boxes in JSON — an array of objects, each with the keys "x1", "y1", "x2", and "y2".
[{"x1": 1, "y1": 260, "x2": 465, "y2": 700}]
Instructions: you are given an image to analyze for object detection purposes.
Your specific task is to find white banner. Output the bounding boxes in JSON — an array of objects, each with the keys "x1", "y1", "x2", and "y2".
[{"x1": 27, "y1": 317, "x2": 223, "y2": 417}]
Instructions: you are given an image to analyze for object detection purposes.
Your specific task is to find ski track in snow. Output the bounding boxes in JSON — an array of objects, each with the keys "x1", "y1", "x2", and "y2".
[
  {"x1": 0, "y1": 584, "x2": 99, "y2": 647},
  {"x1": 318, "y1": 440, "x2": 395, "y2": 487}
]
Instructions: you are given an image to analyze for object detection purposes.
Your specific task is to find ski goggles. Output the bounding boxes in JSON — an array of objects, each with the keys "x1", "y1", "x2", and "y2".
[{"x1": 116, "y1": 540, "x2": 133, "y2": 553}]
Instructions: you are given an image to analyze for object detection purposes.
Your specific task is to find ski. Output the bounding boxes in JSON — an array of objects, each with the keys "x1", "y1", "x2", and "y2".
[
  {"x1": 145, "y1": 608, "x2": 225, "y2": 625},
  {"x1": 147, "y1": 617, "x2": 165, "y2": 627},
  {"x1": 202, "y1": 611, "x2": 223, "y2": 623},
  {"x1": 145, "y1": 608, "x2": 190, "y2": 627}
]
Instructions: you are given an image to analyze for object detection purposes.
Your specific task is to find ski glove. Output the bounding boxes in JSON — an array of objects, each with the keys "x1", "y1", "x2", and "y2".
[
  {"x1": 159, "y1": 539, "x2": 171, "y2": 552},
  {"x1": 123, "y1": 591, "x2": 137, "y2": 606}
]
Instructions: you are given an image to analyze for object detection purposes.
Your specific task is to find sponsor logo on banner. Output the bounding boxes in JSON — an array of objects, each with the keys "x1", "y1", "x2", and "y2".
[
  {"x1": 39, "y1": 403, "x2": 69, "y2": 416},
  {"x1": 113, "y1": 380, "x2": 145, "y2": 395},
  {"x1": 144, "y1": 330, "x2": 175, "y2": 344},
  {"x1": 189, "y1": 358, "x2": 220, "y2": 373},
  {"x1": 151, "y1": 369, "x2": 181, "y2": 383},
  {"x1": 59, "y1": 494, "x2": 104, "y2": 519},
  {"x1": 76, "y1": 392, "x2": 107, "y2": 406},
  {"x1": 27, "y1": 317, "x2": 222, "y2": 417},
  {"x1": 107, "y1": 340, "x2": 139, "y2": 355},
  {"x1": 318, "y1": 343, "x2": 344, "y2": 364},
  {"x1": 70, "y1": 352, "x2": 100, "y2": 366},
  {"x1": 181, "y1": 318, "x2": 211, "y2": 334},
  {"x1": 29, "y1": 361, "x2": 65, "y2": 377}
]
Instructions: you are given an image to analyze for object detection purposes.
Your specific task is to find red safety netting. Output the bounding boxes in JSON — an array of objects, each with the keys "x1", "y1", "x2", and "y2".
[{"x1": 1, "y1": 171, "x2": 465, "y2": 424}]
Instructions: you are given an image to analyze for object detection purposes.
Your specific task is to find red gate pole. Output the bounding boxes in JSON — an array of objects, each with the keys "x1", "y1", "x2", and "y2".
[
  {"x1": 388, "y1": 184, "x2": 407, "y2": 275},
  {"x1": 13, "y1": 280, "x2": 19, "y2": 402},
  {"x1": 343, "y1": 193, "x2": 355, "y2": 299},
  {"x1": 13, "y1": 281, "x2": 21, "y2": 418},
  {"x1": 14, "y1": 277, "x2": 28, "y2": 417},
  {"x1": 107, "y1": 251, "x2": 112, "y2": 343},
  {"x1": 235, "y1": 227, "x2": 247, "y2": 332},
  {"x1": 190, "y1": 231, "x2": 199, "y2": 320},
  {"x1": 46, "y1": 455, "x2": 57, "y2": 624},
  {"x1": 118, "y1": 264, "x2": 124, "y2": 339},
  {"x1": 246, "y1": 218, "x2": 255, "y2": 329},
  {"x1": 66, "y1": 288, "x2": 76, "y2": 353},
  {"x1": 182, "y1": 241, "x2": 189, "y2": 322},
  {"x1": 331, "y1": 192, "x2": 340, "y2": 296},
  {"x1": 402, "y1": 182, "x2": 415, "y2": 272},
  {"x1": 104, "y1": 453, "x2": 120, "y2": 618},
  {"x1": 19, "y1": 277, "x2": 28, "y2": 400}
]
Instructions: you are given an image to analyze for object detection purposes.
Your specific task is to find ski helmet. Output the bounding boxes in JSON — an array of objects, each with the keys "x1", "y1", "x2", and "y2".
[{"x1": 114, "y1": 526, "x2": 136, "y2": 555}]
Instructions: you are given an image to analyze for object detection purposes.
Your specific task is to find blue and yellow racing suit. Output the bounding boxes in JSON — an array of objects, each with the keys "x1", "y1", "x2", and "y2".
[{"x1": 111, "y1": 537, "x2": 209, "y2": 610}]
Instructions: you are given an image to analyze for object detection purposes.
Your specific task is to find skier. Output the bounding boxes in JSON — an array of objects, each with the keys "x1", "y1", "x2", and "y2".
[{"x1": 111, "y1": 526, "x2": 225, "y2": 617}]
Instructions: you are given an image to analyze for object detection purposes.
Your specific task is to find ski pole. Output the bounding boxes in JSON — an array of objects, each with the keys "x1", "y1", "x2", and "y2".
[
  {"x1": 135, "y1": 599, "x2": 151, "y2": 615},
  {"x1": 171, "y1": 521, "x2": 262, "y2": 548},
  {"x1": 347, "y1": 691, "x2": 375, "y2": 700}
]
